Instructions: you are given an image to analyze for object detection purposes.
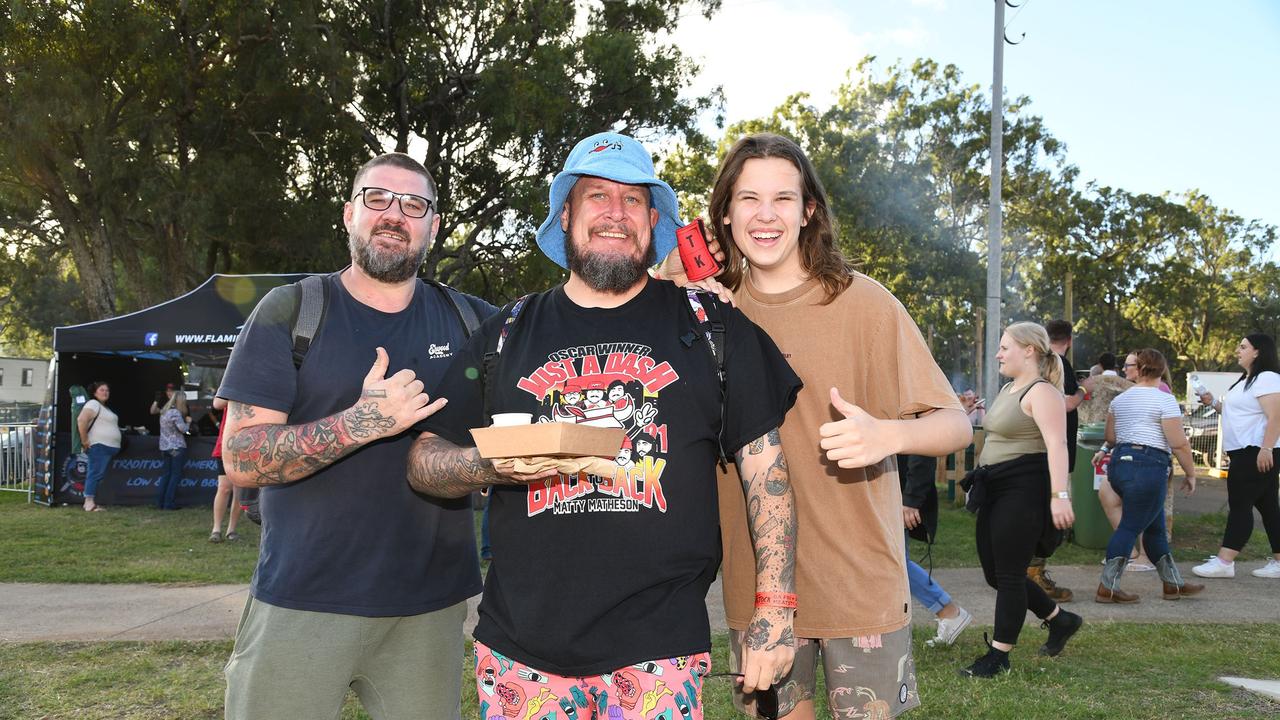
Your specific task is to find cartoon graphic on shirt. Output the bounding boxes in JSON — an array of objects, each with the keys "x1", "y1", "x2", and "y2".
[{"x1": 516, "y1": 343, "x2": 680, "y2": 517}]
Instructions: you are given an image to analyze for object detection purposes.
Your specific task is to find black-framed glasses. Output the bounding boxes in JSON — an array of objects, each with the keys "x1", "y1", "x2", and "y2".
[
  {"x1": 703, "y1": 672, "x2": 779, "y2": 720},
  {"x1": 353, "y1": 186, "x2": 434, "y2": 218}
]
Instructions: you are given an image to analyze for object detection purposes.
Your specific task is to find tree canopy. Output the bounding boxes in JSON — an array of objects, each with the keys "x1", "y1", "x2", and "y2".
[{"x1": 2, "y1": 8, "x2": 1275, "y2": 384}]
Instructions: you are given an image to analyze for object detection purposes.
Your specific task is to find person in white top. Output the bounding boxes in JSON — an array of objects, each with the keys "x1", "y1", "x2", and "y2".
[
  {"x1": 1095, "y1": 349, "x2": 1201, "y2": 603},
  {"x1": 76, "y1": 381, "x2": 123, "y2": 512},
  {"x1": 1193, "y1": 333, "x2": 1280, "y2": 579}
]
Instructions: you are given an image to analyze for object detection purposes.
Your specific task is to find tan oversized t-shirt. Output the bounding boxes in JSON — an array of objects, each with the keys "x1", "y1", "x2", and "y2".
[{"x1": 718, "y1": 273, "x2": 962, "y2": 637}]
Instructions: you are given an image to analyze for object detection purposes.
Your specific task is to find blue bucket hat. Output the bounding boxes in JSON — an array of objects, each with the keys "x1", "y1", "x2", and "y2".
[{"x1": 536, "y1": 132, "x2": 682, "y2": 269}]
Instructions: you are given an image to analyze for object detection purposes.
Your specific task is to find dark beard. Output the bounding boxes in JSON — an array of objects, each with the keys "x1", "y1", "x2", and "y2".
[
  {"x1": 349, "y1": 226, "x2": 427, "y2": 283},
  {"x1": 564, "y1": 218, "x2": 656, "y2": 294}
]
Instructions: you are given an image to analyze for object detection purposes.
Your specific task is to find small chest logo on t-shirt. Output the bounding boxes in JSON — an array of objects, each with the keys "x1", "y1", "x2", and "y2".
[
  {"x1": 516, "y1": 344, "x2": 682, "y2": 518},
  {"x1": 428, "y1": 342, "x2": 453, "y2": 359}
]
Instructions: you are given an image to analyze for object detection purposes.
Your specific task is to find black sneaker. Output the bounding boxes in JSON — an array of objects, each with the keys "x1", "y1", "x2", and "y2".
[
  {"x1": 959, "y1": 633, "x2": 1010, "y2": 678},
  {"x1": 1039, "y1": 610, "x2": 1083, "y2": 657}
]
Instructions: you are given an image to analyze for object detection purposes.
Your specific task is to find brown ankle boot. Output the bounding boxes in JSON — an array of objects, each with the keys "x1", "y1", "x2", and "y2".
[
  {"x1": 1157, "y1": 555, "x2": 1204, "y2": 600},
  {"x1": 1028, "y1": 564, "x2": 1074, "y2": 603},
  {"x1": 1095, "y1": 582, "x2": 1141, "y2": 603},
  {"x1": 1162, "y1": 581, "x2": 1205, "y2": 599},
  {"x1": 1095, "y1": 557, "x2": 1141, "y2": 603}
]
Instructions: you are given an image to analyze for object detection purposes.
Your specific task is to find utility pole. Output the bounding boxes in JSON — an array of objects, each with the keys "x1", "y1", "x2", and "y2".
[
  {"x1": 984, "y1": 0, "x2": 1006, "y2": 407},
  {"x1": 1064, "y1": 270, "x2": 1074, "y2": 365}
]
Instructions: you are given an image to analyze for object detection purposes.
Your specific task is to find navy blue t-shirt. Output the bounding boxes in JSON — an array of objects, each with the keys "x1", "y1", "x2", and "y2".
[
  {"x1": 220, "y1": 271, "x2": 494, "y2": 616},
  {"x1": 423, "y1": 278, "x2": 801, "y2": 675}
]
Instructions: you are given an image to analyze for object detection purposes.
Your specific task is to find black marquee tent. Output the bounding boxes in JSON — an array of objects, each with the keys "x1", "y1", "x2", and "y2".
[{"x1": 34, "y1": 274, "x2": 308, "y2": 506}]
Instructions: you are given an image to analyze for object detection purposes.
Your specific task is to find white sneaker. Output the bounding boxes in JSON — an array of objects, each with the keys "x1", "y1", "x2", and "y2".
[
  {"x1": 1251, "y1": 559, "x2": 1280, "y2": 578},
  {"x1": 926, "y1": 606, "x2": 973, "y2": 647},
  {"x1": 1192, "y1": 556, "x2": 1235, "y2": 578}
]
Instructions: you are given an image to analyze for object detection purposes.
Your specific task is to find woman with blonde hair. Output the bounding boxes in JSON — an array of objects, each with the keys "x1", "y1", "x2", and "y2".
[
  {"x1": 151, "y1": 383, "x2": 190, "y2": 510},
  {"x1": 960, "y1": 321, "x2": 1080, "y2": 677}
]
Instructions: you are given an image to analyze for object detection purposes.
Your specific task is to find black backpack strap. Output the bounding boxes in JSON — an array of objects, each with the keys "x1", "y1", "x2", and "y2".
[
  {"x1": 291, "y1": 274, "x2": 329, "y2": 369},
  {"x1": 423, "y1": 278, "x2": 481, "y2": 338},
  {"x1": 684, "y1": 289, "x2": 729, "y2": 467},
  {"x1": 481, "y1": 294, "x2": 533, "y2": 426}
]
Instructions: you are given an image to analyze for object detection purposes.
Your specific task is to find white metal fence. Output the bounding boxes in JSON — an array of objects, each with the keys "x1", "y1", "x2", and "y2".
[
  {"x1": 1184, "y1": 408, "x2": 1226, "y2": 477},
  {"x1": 1, "y1": 423, "x2": 35, "y2": 496}
]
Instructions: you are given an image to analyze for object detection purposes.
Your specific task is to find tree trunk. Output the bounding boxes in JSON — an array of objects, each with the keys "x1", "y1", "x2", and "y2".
[{"x1": 67, "y1": 223, "x2": 117, "y2": 318}]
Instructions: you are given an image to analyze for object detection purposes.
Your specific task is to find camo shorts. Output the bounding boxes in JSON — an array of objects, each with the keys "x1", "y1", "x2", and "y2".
[{"x1": 728, "y1": 623, "x2": 920, "y2": 718}]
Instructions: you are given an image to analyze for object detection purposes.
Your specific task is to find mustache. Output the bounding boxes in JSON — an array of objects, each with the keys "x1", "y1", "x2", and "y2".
[
  {"x1": 370, "y1": 223, "x2": 410, "y2": 242},
  {"x1": 588, "y1": 222, "x2": 637, "y2": 240}
]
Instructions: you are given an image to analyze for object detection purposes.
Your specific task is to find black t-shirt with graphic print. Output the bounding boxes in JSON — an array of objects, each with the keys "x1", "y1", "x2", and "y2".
[{"x1": 422, "y1": 278, "x2": 801, "y2": 676}]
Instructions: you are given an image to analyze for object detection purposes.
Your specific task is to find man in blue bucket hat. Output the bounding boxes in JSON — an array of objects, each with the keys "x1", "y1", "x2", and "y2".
[{"x1": 409, "y1": 131, "x2": 803, "y2": 718}]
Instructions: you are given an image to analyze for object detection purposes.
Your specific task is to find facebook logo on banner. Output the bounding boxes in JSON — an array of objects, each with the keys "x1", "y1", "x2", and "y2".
[{"x1": 144, "y1": 332, "x2": 159, "y2": 347}]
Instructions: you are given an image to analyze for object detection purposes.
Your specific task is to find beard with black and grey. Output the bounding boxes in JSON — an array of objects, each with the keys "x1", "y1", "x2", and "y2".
[
  {"x1": 349, "y1": 222, "x2": 428, "y2": 283},
  {"x1": 564, "y1": 214, "x2": 657, "y2": 294}
]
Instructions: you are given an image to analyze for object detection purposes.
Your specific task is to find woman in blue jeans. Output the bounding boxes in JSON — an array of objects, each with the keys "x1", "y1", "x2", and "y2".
[
  {"x1": 1096, "y1": 349, "x2": 1201, "y2": 603},
  {"x1": 152, "y1": 384, "x2": 190, "y2": 510},
  {"x1": 76, "y1": 381, "x2": 122, "y2": 512}
]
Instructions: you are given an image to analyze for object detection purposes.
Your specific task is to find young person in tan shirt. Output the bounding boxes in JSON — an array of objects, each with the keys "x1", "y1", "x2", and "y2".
[{"x1": 667, "y1": 133, "x2": 971, "y2": 719}]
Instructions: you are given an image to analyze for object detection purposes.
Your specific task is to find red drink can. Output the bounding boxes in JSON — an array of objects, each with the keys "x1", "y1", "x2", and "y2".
[{"x1": 675, "y1": 218, "x2": 720, "y2": 282}]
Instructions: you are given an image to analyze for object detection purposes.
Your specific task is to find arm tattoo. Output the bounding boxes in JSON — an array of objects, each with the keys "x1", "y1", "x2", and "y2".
[
  {"x1": 224, "y1": 401, "x2": 394, "y2": 486},
  {"x1": 408, "y1": 433, "x2": 508, "y2": 498},
  {"x1": 736, "y1": 427, "x2": 797, "y2": 602}
]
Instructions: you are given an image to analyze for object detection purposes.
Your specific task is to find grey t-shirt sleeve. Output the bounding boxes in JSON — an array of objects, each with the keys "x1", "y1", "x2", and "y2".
[{"x1": 219, "y1": 285, "x2": 299, "y2": 415}]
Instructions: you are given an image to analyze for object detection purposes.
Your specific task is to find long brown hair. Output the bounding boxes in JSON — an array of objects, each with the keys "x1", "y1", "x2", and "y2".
[{"x1": 708, "y1": 133, "x2": 853, "y2": 303}]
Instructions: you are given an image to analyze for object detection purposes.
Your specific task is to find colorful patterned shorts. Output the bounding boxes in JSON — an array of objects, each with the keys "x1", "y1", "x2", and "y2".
[{"x1": 474, "y1": 640, "x2": 713, "y2": 720}]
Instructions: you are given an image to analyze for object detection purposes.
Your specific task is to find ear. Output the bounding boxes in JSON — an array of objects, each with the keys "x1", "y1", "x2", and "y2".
[
  {"x1": 649, "y1": 207, "x2": 659, "y2": 230},
  {"x1": 802, "y1": 199, "x2": 816, "y2": 227},
  {"x1": 342, "y1": 201, "x2": 355, "y2": 232},
  {"x1": 560, "y1": 203, "x2": 570, "y2": 231},
  {"x1": 429, "y1": 212, "x2": 441, "y2": 242}
]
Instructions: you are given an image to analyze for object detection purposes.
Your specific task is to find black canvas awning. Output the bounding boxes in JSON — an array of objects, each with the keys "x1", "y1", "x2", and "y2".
[{"x1": 53, "y1": 273, "x2": 308, "y2": 364}]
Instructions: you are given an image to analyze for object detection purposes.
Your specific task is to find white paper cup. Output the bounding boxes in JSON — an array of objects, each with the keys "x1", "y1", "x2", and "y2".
[{"x1": 490, "y1": 412, "x2": 533, "y2": 427}]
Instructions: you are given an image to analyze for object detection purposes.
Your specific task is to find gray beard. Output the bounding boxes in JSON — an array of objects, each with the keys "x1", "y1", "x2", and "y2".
[
  {"x1": 564, "y1": 225, "x2": 656, "y2": 294},
  {"x1": 349, "y1": 230, "x2": 427, "y2": 284}
]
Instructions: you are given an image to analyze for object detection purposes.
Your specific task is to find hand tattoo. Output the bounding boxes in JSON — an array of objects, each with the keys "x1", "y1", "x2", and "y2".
[{"x1": 362, "y1": 389, "x2": 388, "y2": 398}]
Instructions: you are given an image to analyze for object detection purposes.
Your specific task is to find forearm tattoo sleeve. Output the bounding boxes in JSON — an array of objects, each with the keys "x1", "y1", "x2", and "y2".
[
  {"x1": 407, "y1": 433, "x2": 508, "y2": 498},
  {"x1": 224, "y1": 400, "x2": 394, "y2": 486},
  {"x1": 735, "y1": 427, "x2": 797, "y2": 595}
]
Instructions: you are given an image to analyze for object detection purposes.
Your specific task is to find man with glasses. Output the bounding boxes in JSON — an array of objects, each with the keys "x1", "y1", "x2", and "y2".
[{"x1": 218, "y1": 153, "x2": 495, "y2": 720}]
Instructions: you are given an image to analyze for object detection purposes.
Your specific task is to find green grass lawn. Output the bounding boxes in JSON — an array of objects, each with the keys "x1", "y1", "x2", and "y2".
[
  {"x1": 0, "y1": 492, "x2": 260, "y2": 584},
  {"x1": 2, "y1": 487, "x2": 1271, "y2": 584},
  {"x1": 3, "y1": 624, "x2": 1278, "y2": 719}
]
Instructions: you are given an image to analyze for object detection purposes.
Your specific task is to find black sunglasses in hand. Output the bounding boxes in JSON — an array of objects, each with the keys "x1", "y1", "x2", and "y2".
[{"x1": 702, "y1": 672, "x2": 780, "y2": 720}]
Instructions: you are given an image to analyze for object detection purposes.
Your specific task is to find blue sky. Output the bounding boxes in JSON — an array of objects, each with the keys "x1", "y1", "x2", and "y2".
[{"x1": 672, "y1": 0, "x2": 1280, "y2": 240}]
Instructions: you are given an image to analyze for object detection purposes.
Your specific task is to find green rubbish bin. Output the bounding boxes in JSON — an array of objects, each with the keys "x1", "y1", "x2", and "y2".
[{"x1": 1070, "y1": 422, "x2": 1112, "y2": 549}]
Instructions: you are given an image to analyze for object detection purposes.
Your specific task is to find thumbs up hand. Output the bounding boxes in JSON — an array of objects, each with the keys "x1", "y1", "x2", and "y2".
[
  {"x1": 818, "y1": 387, "x2": 896, "y2": 469},
  {"x1": 355, "y1": 347, "x2": 447, "y2": 439}
]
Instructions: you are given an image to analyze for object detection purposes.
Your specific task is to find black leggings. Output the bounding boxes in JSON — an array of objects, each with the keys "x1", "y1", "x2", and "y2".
[
  {"x1": 975, "y1": 466, "x2": 1057, "y2": 645},
  {"x1": 1223, "y1": 447, "x2": 1280, "y2": 553}
]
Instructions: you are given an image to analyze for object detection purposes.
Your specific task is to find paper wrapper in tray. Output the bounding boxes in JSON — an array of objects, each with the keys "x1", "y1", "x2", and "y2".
[{"x1": 469, "y1": 423, "x2": 625, "y2": 468}]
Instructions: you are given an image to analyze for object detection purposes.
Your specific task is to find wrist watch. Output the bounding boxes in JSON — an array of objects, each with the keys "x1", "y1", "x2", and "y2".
[{"x1": 1054, "y1": 491, "x2": 1071, "y2": 500}]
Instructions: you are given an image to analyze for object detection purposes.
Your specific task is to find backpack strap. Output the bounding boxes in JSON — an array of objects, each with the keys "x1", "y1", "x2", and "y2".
[
  {"x1": 480, "y1": 294, "x2": 533, "y2": 425},
  {"x1": 290, "y1": 274, "x2": 329, "y2": 369},
  {"x1": 423, "y1": 278, "x2": 481, "y2": 338},
  {"x1": 684, "y1": 289, "x2": 729, "y2": 467}
]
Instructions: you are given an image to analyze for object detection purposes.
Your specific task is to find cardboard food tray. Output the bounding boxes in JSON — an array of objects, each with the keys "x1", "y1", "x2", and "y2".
[{"x1": 469, "y1": 423, "x2": 625, "y2": 460}]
